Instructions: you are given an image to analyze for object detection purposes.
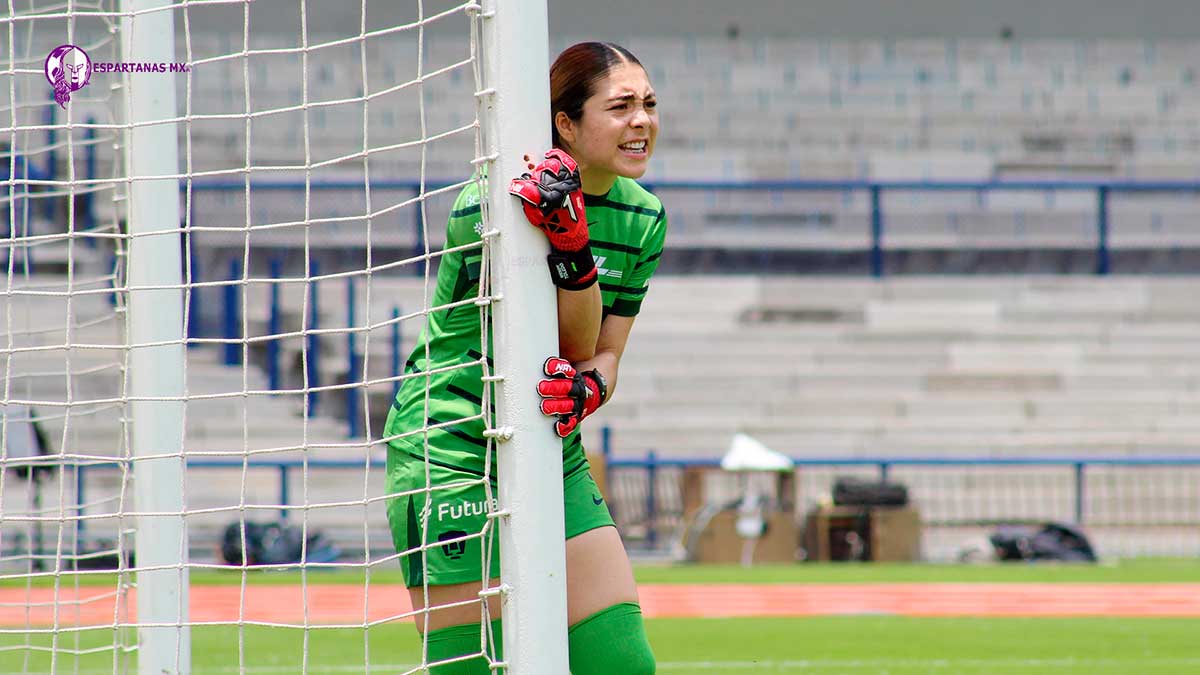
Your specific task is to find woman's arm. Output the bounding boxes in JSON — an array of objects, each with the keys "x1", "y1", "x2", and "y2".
[
  {"x1": 557, "y1": 284, "x2": 602, "y2": 363},
  {"x1": 572, "y1": 313, "x2": 636, "y2": 405}
]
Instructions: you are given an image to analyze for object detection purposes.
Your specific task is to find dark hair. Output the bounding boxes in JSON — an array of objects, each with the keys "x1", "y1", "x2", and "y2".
[{"x1": 550, "y1": 42, "x2": 644, "y2": 148}]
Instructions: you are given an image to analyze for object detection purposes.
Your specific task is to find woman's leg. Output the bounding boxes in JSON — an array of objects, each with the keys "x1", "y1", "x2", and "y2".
[
  {"x1": 564, "y1": 525, "x2": 639, "y2": 624},
  {"x1": 565, "y1": 526, "x2": 656, "y2": 674},
  {"x1": 408, "y1": 579, "x2": 502, "y2": 635},
  {"x1": 408, "y1": 580, "x2": 502, "y2": 675}
]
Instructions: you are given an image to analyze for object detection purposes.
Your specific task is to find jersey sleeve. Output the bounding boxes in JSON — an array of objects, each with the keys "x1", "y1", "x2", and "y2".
[
  {"x1": 609, "y1": 205, "x2": 667, "y2": 318},
  {"x1": 444, "y1": 180, "x2": 486, "y2": 285}
]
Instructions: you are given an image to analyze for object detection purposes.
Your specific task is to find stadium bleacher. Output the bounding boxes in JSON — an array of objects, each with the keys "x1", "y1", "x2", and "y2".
[
  {"x1": 8, "y1": 34, "x2": 1200, "y2": 562},
  {"x1": 108, "y1": 34, "x2": 1200, "y2": 258}
]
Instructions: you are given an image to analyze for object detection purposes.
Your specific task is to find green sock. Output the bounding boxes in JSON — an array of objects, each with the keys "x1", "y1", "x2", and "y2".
[
  {"x1": 568, "y1": 602, "x2": 656, "y2": 675},
  {"x1": 424, "y1": 619, "x2": 503, "y2": 675}
]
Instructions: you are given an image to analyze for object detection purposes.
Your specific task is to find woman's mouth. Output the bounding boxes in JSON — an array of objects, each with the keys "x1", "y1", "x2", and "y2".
[{"x1": 618, "y1": 140, "x2": 647, "y2": 156}]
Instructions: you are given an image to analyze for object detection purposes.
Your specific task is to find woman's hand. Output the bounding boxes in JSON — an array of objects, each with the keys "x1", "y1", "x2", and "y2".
[
  {"x1": 508, "y1": 149, "x2": 589, "y2": 251},
  {"x1": 536, "y1": 356, "x2": 605, "y2": 437},
  {"x1": 509, "y1": 150, "x2": 598, "y2": 291}
]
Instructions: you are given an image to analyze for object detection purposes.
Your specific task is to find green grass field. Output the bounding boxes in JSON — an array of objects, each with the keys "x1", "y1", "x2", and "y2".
[
  {"x1": 3, "y1": 560, "x2": 1199, "y2": 674},
  {"x1": 5, "y1": 617, "x2": 1199, "y2": 674}
]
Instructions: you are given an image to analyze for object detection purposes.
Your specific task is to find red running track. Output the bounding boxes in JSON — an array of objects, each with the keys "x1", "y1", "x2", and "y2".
[{"x1": 4, "y1": 584, "x2": 1200, "y2": 627}]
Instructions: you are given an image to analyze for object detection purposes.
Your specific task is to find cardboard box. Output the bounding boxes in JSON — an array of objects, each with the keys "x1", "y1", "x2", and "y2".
[
  {"x1": 803, "y1": 505, "x2": 921, "y2": 562},
  {"x1": 693, "y1": 511, "x2": 799, "y2": 564}
]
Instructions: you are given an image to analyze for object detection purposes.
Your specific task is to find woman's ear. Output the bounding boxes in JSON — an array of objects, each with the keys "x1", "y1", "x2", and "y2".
[{"x1": 554, "y1": 111, "x2": 575, "y2": 147}]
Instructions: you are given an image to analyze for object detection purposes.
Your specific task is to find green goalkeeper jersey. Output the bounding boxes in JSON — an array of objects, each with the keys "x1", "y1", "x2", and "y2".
[{"x1": 383, "y1": 175, "x2": 667, "y2": 476}]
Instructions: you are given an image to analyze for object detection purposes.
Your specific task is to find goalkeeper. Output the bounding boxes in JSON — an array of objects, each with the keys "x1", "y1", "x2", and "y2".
[{"x1": 383, "y1": 42, "x2": 663, "y2": 674}]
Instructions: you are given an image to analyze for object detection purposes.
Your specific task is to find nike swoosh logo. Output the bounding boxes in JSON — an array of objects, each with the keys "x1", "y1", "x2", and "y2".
[{"x1": 592, "y1": 494, "x2": 604, "y2": 505}]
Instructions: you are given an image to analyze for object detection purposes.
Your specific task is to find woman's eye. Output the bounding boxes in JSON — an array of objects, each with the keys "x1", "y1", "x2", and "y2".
[{"x1": 645, "y1": 100, "x2": 657, "y2": 109}]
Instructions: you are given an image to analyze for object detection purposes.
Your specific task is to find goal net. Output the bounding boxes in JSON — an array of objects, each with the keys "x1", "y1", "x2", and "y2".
[{"x1": 0, "y1": 1, "x2": 566, "y2": 673}]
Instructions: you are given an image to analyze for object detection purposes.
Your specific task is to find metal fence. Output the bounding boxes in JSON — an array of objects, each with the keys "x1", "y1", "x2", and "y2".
[
  {"x1": 605, "y1": 452, "x2": 1200, "y2": 561},
  {"x1": 32, "y1": 448, "x2": 1198, "y2": 563}
]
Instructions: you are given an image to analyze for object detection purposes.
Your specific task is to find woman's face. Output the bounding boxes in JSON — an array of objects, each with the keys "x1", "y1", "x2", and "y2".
[{"x1": 558, "y1": 61, "x2": 658, "y2": 188}]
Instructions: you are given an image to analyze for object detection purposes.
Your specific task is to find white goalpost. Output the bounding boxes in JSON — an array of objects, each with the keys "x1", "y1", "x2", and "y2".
[
  {"x1": 482, "y1": 0, "x2": 571, "y2": 671},
  {"x1": 0, "y1": 1, "x2": 566, "y2": 673},
  {"x1": 123, "y1": 0, "x2": 189, "y2": 672}
]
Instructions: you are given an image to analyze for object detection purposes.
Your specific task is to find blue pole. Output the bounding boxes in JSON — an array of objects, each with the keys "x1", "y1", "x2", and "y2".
[
  {"x1": 83, "y1": 119, "x2": 97, "y2": 245},
  {"x1": 869, "y1": 185, "x2": 884, "y2": 277},
  {"x1": 75, "y1": 465, "x2": 87, "y2": 540},
  {"x1": 1096, "y1": 186, "x2": 1110, "y2": 275},
  {"x1": 306, "y1": 261, "x2": 321, "y2": 417},
  {"x1": 1074, "y1": 463, "x2": 1086, "y2": 524},
  {"x1": 267, "y1": 259, "x2": 282, "y2": 391},
  {"x1": 645, "y1": 449, "x2": 658, "y2": 548},
  {"x1": 879, "y1": 462, "x2": 891, "y2": 482},
  {"x1": 345, "y1": 277, "x2": 360, "y2": 437},
  {"x1": 279, "y1": 465, "x2": 290, "y2": 522},
  {"x1": 223, "y1": 259, "x2": 241, "y2": 365}
]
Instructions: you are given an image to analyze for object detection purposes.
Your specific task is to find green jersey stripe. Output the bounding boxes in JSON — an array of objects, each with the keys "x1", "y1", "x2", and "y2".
[
  {"x1": 600, "y1": 281, "x2": 648, "y2": 296},
  {"x1": 634, "y1": 250, "x2": 663, "y2": 269},
  {"x1": 446, "y1": 384, "x2": 483, "y2": 406},
  {"x1": 399, "y1": 446, "x2": 497, "y2": 483},
  {"x1": 564, "y1": 434, "x2": 584, "y2": 457},
  {"x1": 429, "y1": 416, "x2": 491, "y2": 449},
  {"x1": 590, "y1": 239, "x2": 641, "y2": 255},
  {"x1": 405, "y1": 500, "x2": 423, "y2": 584},
  {"x1": 465, "y1": 349, "x2": 494, "y2": 368},
  {"x1": 451, "y1": 256, "x2": 476, "y2": 302},
  {"x1": 450, "y1": 204, "x2": 481, "y2": 219},
  {"x1": 607, "y1": 297, "x2": 643, "y2": 317},
  {"x1": 584, "y1": 194, "x2": 661, "y2": 218},
  {"x1": 562, "y1": 456, "x2": 588, "y2": 478}
]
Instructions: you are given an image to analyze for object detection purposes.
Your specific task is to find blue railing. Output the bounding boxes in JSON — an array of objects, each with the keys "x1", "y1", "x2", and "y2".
[
  {"x1": 641, "y1": 178, "x2": 1200, "y2": 277},
  {"x1": 182, "y1": 177, "x2": 1200, "y2": 279},
  {"x1": 66, "y1": 447, "x2": 1200, "y2": 544},
  {"x1": 10, "y1": 111, "x2": 1200, "y2": 280}
]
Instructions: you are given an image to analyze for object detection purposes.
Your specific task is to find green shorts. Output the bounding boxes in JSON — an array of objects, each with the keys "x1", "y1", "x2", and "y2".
[{"x1": 385, "y1": 441, "x2": 614, "y2": 588}]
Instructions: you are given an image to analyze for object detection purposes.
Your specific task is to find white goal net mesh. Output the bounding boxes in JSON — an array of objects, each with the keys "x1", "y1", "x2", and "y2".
[{"x1": 0, "y1": 1, "x2": 511, "y2": 673}]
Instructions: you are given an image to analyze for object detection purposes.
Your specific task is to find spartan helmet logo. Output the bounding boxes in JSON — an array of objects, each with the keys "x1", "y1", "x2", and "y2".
[{"x1": 45, "y1": 44, "x2": 93, "y2": 109}]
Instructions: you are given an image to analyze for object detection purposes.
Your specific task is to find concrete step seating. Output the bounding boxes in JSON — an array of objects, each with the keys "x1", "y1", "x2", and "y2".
[
  {"x1": 151, "y1": 33, "x2": 1200, "y2": 182},
  {"x1": 580, "y1": 275, "x2": 1200, "y2": 459},
  {"x1": 0, "y1": 278, "x2": 352, "y2": 460}
]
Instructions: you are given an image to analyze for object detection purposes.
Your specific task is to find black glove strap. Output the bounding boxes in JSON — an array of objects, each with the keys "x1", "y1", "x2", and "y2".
[
  {"x1": 582, "y1": 368, "x2": 607, "y2": 405},
  {"x1": 546, "y1": 243, "x2": 597, "y2": 291}
]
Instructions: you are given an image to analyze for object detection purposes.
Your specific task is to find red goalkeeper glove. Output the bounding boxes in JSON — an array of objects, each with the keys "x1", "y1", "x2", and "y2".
[
  {"x1": 537, "y1": 357, "x2": 606, "y2": 438},
  {"x1": 508, "y1": 150, "x2": 597, "y2": 290}
]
